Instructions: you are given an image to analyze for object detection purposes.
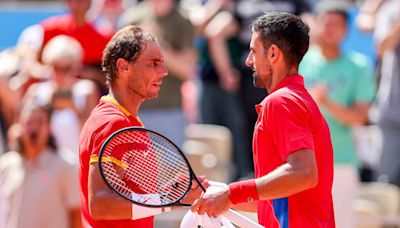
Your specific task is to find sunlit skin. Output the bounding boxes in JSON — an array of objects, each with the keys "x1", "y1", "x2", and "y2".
[
  {"x1": 245, "y1": 31, "x2": 296, "y2": 93},
  {"x1": 126, "y1": 41, "x2": 169, "y2": 100},
  {"x1": 109, "y1": 40, "x2": 168, "y2": 117}
]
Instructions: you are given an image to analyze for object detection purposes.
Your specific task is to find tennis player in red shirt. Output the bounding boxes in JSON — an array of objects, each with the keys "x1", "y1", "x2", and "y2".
[
  {"x1": 191, "y1": 12, "x2": 335, "y2": 227},
  {"x1": 79, "y1": 26, "x2": 206, "y2": 228}
]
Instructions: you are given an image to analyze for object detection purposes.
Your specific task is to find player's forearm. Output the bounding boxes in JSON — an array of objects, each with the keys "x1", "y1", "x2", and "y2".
[
  {"x1": 322, "y1": 100, "x2": 371, "y2": 126},
  {"x1": 232, "y1": 201, "x2": 258, "y2": 213},
  {"x1": 255, "y1": 162, "x2": 317, "y2": 200},
  {"x1": 255, "y1": 149, "x2": 317, "y2": 200},
  {"x1": 89, "y1": 195, "x2": 132, "y2": 220},
  {"x1": 229, "y1": 150, "x2": 318, "y2": 204}
]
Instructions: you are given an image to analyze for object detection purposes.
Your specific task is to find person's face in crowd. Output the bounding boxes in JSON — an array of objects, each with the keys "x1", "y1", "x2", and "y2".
[
  {"x1": 19, "y1": 107, "x2": 51, "y2": 150},
  {"x1": 246, "y1": 31, "x2": 273, "y2": 91},
  {"x1": 51, "y1": 60, "x2": 80, "y2": 89},
  {"x1": 127, "y1": 40, "x2": 168, "y2": 99},
  {"x1": 318, "y1": 12, "x2": 347, "y2": 48}
]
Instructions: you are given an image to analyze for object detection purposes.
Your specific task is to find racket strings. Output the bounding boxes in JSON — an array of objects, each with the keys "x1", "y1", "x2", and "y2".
[{"x1": 101, "y1": 129, "x2": 191, "y2": 205}]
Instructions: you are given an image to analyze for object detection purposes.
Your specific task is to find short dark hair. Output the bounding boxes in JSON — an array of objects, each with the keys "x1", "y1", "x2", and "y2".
[
  {"x1": 252, "y1": 12, "x2": 310, "y2": 67},
  {"x1": 102, "y1": 26, "x2": 157, "y2": 87}
]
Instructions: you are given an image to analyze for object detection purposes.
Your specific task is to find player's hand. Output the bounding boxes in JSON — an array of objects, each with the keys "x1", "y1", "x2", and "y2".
[
  {"x1": 181, "y1": 175, "x2": 209, "y2": 204},
  {"x1": 190, "y1": 184, "x2": 233, "y2": 217}
]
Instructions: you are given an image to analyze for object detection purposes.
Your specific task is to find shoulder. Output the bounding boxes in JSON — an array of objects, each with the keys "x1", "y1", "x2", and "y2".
[
  {"x1": 264, "y1": 89, "x2": 310, "y2": 118},
  {"x1": 81, "y1": 104, "x2": 131, "y2": 142}
]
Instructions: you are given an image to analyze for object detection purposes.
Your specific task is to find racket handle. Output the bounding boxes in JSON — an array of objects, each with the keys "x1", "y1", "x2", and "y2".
[{"x1": 222, "y1": 209, "x2": 264, "y2": 228}]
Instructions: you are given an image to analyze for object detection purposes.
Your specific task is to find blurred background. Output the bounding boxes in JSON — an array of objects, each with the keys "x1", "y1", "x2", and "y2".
[{"x1": 1, "y1": 0, "x2": 400, "y2": 227}]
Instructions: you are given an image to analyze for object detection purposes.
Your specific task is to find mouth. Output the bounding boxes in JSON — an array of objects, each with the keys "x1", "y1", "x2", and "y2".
[{"x1": 152, "y1": 81, "x2": 163, "y2": 87}]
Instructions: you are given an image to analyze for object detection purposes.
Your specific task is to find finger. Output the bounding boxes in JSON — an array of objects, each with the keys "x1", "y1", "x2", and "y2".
[
  {"x1": 206, "y1": 211, "x2": 215, "y2": 218},
  {"x1": 190, "y1": 199, "x2": 200, "y2": 212},
  {"x1": 202, "y1": 179, "x2": 210, "y2": 188},
  {"x1": 197, "y1": 205, "x2": 206, "y2": 215}
]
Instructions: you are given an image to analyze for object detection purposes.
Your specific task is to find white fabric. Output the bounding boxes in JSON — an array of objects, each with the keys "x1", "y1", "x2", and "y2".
[
  {"x1": 332, "y1": 164, "x2": 359, "y2": 228},
  {"x1": 181, "y1": 210, "x2": 234, "y2": 228},
  {"x1": 181, "y1": 181, "x2": 234, "y2": 228}
]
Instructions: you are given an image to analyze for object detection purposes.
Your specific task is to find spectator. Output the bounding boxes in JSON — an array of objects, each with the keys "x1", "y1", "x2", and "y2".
[
  {"x1": 0, "y1": 100, "x2": 81, "y2": 228},
  {"x1": 25, "y1": 35, "x2": 99, "y2": 164},
  {"x1": 299, "y1": 1, "x2": 376, "y2": 227},
  {"x1": 17, "y1": 0, "x2": 111, "y2": 95}
]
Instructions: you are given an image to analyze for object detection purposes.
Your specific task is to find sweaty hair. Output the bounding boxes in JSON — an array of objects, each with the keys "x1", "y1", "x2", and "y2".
[
  {"x1": 252, "y1": 12, "x2": 310, "y2": 67},
  {"x1": 102, "y1": 26, "x2": 157, "y2": 87}
]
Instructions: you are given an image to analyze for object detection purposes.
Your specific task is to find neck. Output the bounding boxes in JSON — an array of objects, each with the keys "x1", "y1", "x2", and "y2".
[
  {"x1": 24, "y1": 145, "x2": 45, "y2": 160},
  {"x1": 320, "y1": 44, "x2": 341, "y2": 60},
  {"x1": 108, "y1": 87, "x2": 143, "y2": 117},
  {"x1": 267, "y1": 65, "x2": 298, "y2": 93}
]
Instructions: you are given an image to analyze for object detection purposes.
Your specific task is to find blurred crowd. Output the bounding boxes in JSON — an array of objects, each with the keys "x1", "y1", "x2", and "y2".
[{"x1": 0, "y1": 0, "x2": 399, "y2": 227}]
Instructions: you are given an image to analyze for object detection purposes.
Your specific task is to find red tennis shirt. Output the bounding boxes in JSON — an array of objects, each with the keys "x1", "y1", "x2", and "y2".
[
  {"x1": 253, "y1": 75, "x2": 335, "y2": 228},
  {"x1": 79, "y1": 97, "x2": 154, "y2": 227}
]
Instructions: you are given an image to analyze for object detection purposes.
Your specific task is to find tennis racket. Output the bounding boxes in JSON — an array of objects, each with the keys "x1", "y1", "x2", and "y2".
[{"x1": 98, "y1": 126, "x2": 263, "y2": 228}]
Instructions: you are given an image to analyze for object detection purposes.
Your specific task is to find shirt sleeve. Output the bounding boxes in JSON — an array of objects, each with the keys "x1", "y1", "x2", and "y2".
[
  {"x1": 89, "y1": 117, "x2": 132, "y2": 161},
  {"x1": 266, "y1": 93, "x2": 314, "y2": 160}
]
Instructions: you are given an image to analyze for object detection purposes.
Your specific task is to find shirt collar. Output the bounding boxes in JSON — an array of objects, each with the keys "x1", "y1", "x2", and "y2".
[
  {"x1": 101, "y1": 96, "x2": 132, "y2": 117},
  {"x1": 100, "y1": 96, "x2": 144, "y2": 126},
  {"x1": 254, "y1": 74, "x2": 304, "y2": 114}
]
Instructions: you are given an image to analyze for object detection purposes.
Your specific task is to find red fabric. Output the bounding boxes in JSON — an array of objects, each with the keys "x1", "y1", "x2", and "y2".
[
  {"x1": 79, "y1": 99, "x2": 154, "y2": 228},
  {"x1": 41, "y1": 14, "x2": 111, "y2": 65},
  {"x1": 229, "y1": 179, "x2": 259, "y2": 204},
  {"x1": 253, "y1": 75, "x2": 335, "y2": 227}
]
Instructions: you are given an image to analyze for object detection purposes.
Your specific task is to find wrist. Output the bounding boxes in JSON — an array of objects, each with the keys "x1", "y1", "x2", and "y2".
[{"x1": 228, "y1": 179, "x2": 259, "y2": 205}]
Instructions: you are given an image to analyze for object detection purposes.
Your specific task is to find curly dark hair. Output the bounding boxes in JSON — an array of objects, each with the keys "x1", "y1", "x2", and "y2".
[
  {"x1": 252, "y1": 12, "x2": 310, "y2": 67},
  {"x1": 102, "y1": 26, "x2": 156, "y2": 87}
]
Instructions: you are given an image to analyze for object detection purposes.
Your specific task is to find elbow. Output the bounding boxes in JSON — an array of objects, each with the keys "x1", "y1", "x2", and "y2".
[
  {"x1": 302, "y1": 166, "x2": 318, "y2": 190},
  {"x1": 89, "y1": 200, "x2": 102, "y2": 220},
  {"x1": 89, "y1": 196, "x2": 108, "y2": 221}
]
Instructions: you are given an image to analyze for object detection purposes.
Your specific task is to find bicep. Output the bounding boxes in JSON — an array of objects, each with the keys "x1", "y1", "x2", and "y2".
[{"x1": 286, "y1": 149, "x2": 318, "y2": 186}]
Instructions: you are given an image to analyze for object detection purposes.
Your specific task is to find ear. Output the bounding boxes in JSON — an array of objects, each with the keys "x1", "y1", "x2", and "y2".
[
  {"x1": 116, "y1": 58, "x2": 130, "y2": 73},
  {"x1": 268, "y1": 44, "x2": 280, "y2": 62}
]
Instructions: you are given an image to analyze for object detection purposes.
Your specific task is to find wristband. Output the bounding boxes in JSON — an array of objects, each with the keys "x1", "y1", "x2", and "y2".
[{"x1": 228, "y1": 179, "x2": 259, "y2": 205}]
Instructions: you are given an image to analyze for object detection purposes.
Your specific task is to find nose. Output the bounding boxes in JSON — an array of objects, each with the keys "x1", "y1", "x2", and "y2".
[
  {"x1": 245, "y1": 52, "x2": 253, "y2": 68},
  {"x1": 160, "y1": 64, "x2": 168, "y2": 78}
]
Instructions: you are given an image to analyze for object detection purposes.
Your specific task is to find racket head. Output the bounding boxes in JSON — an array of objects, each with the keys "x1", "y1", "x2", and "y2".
[{"x1": 98, "y1": 127, "x2": 198, "y2": 207}]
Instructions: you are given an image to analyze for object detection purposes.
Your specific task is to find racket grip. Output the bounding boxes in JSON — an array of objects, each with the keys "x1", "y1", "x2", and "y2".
[{"x1": 222, "y1": 209, "x2": 264, "y2": 228}]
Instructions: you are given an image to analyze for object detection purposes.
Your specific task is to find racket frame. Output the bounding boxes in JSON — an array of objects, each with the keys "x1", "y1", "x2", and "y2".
[{"x1": 98, "y1": 126, "x2": 205, "y2": 208}]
